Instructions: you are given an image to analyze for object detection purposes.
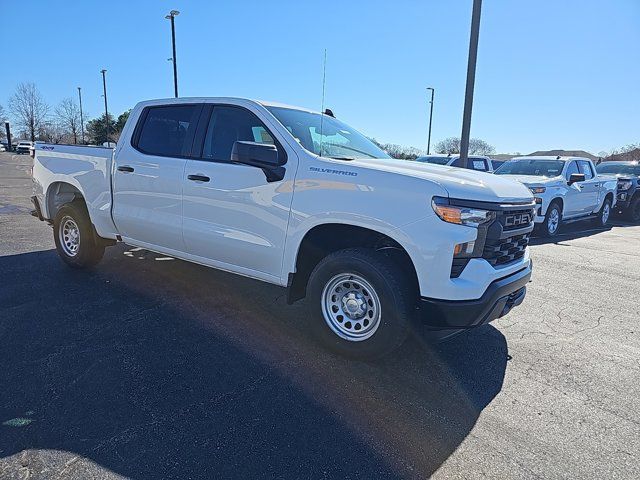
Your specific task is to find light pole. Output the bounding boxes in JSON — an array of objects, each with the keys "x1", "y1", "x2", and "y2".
[
  {"x1": 165, "y1": 10, "x2": 180, "y2": 98},
  {"x1": 100, "y1": 69, "x2": 110, "y2": 145},
  {"x1": 426, "y1": 87, "x2": 435, "y2": 154},
  {"x1": 77, "y1": 87, "x2": 85, "y2": 144},
  {"x1": 459, "y1": 0, "x2": 482, "y2": 169}
]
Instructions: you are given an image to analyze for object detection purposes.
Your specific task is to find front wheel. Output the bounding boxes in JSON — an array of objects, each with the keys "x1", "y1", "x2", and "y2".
[
  {"x1": 53, "y1": 201, "x2": 105, "y2": 268},
  {"x1": 305, "y1": 248, "x2": 414, "y2": 359},
  {"x1": 541, "y1": 202, "x2": 562, "y2": 237},
  {"x1": 593, "y1": 197, "x2": 612, "y2": 227}
]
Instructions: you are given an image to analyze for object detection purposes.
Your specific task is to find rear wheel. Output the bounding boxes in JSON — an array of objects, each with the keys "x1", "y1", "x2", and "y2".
[
  {"x1": 305, "y1": 248, "x2": 414, "y2": 359},
  {"x1": 593, "y1": 197, "x2": 612, "y2": 227},
  {"x1": 627, "y1": 195, "x2": 640, "y2": 223},
  {"x1": 53, "y1": 201, "x2": 105, "y2": 268}
]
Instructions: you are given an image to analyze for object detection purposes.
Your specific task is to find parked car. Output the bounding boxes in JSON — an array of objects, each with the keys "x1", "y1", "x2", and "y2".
[
  {"x1": 0, "y1": 143, "x2": 6, "y2": 152},
  {"x1": 15, "y1": 140, "x2": 33, "y2": 154},
  {"x1": 31, "y1": 97, "x2": 535, "y2": 358},
  {"x1": 596, "y1": 161, "x2": 640, "y2": 222},
  {"x1": 415, "y1": 154, "x2": 494, "y2": 172},
  {"x1": 494, "y1": 156, "x2": 617, "y2": 236}
]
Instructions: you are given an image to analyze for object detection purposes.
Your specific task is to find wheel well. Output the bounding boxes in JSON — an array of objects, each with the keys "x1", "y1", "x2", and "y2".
[
  {"x1": 549, "y1": 197, "x2": 563, "y2": 214},
  {"x1": 604, "y1": 192, "x2": 614, "y2": 204},
  {"x1": 287, "y1": 224, "x2": 419, "y2": 304},
  {"x1": 46, "y1": 182, "x2": 84, "y2": 219}
]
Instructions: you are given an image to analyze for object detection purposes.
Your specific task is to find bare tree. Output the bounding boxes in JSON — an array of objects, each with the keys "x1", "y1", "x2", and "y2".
[
  {"x1": 55, "y1": 98, "x2": 81, "y2": 144},
  {"x1": 8, "y1": 82, "x2": 49, "y2": 142},
  {"x1": 38, "y1": 120, "x2": 66, "y2": 144},
  {"x1": 434, "y1": 136, "x2": 496, "y2": 156}
]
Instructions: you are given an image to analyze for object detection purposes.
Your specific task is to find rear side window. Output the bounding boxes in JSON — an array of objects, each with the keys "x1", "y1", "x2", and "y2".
[
  {"x1": 202, "y1": 106, "x2": 275, "y2": 162},
  {"x1": 470, "y1": 157, "x2": 489, "y2": 171},
  {"x1": 577, "y1": 160, "x2": 594, "y2": 180},
  {"x1": 135, "y1": 105, "x2": 200, "y2": 157}
]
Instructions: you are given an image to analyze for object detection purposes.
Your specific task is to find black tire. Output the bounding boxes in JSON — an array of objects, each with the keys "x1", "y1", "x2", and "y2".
[
  {"x1": 53, "y1": 201, "x2": 105, "y2": 268},
  {"x1": 541, "y1": 201, "x2": 562, "y2": 237},
  {"x1": 593, "y1": 197, "x2": 612, "y2": 227},
  {"x1": 305, "y1": 248, "x2": 414, "y2": 360},
  {"x1": 626, "y1": 195, "x2": 640, "y2": 223}
]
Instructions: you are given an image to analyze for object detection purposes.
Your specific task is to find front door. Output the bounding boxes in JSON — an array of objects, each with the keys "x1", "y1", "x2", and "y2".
[
  {"x1": 181, "y1": 104, "x2": 296, "y2": 282},
  {"x1": 563, "y1": 160, "x2": 588, "y2": 217},
  {"x1": 577, "y1": 160, "x2": 600, "y2": 213}
]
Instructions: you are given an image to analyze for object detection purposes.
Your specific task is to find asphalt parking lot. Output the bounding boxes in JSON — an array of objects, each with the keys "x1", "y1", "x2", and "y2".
[{"x1": 0, "y1": 151, "x2": 638, "y2": 479}]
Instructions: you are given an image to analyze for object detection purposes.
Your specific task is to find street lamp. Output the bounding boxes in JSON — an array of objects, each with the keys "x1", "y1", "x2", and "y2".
[
  {"x1": 459, "y1": 0, "x2": 483, "y2": 169},
  {"x1": 426, "y1": 87, "x2": 435, "y2": 154},
  {"x1": 165, "y1": 10, "x2": 180, "y2": 98},
  {"x1": 77, "y1": 87, "x2": 85, "y2": 144},
  {"x1": 100, "y1": 69, "x2": 110, "y2": 145}
]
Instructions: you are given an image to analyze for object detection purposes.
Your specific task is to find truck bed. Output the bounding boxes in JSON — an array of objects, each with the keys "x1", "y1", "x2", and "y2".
[{"x1": 32, "y1": 143, "x2": 118, "y2": 238}]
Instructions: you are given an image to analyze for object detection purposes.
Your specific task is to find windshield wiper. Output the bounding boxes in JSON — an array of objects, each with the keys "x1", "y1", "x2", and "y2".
[
  {"x1": 322, "y1": 143, "x2": 378, "y2": 159},
  {"x1": 328, "y1": 156, "x2": 356, "y2": 161}
]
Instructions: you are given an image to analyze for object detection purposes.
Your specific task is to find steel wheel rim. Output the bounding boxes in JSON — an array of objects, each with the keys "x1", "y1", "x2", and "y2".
[
  {"x1": 548, "y1": 208, "x2": 560, "y2": 234},
  {"x1": 59, "y1": 216, "x2": 80, "y2": 257},
  {"x1": 602, "y1": 203, "x2": 610, "y2": 224},
  {"x1": 321, "y1": 273, "x2": 382, "y2": 342}
]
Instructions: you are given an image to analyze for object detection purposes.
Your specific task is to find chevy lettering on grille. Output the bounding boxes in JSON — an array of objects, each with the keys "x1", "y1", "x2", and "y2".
[{"x1": 504, "y1": 212, "x2": 531, "y2": 228}]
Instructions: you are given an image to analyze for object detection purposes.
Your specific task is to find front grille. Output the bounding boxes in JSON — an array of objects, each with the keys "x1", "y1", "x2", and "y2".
[
  {"x1": 500, "y1": 209, "x2": 534, "y2": 231},
  {"x1": 483, "y1": 233, "x2": 530, "y2": 266}
]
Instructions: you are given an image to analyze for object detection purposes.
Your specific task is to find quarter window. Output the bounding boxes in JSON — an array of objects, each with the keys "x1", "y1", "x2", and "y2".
[
  {"x1": 202, "y1": 106, "x2": 275, "y2": 161},
  {"x1": 136, "y1": 105, "x2": 200, "y2": 157}
]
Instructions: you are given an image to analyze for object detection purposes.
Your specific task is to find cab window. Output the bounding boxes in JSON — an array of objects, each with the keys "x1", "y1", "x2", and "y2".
[
  {"x1": 577, "y1": 160, "x2": 594, "y2": 180},
  {"x1": 202, "y1": 106, "x2": 275, "y2": 162},
  {"x1": 135, "y1": 105, "x2": 201, "y2": 157},
  {"x1": 565, "y1": 161, "x2": 580, "y2": 180}
]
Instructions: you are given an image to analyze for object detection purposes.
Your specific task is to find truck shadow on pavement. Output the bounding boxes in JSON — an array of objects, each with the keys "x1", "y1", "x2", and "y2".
[{"x1": 0, "y1": 247, "x2": 509, "y2": 479}]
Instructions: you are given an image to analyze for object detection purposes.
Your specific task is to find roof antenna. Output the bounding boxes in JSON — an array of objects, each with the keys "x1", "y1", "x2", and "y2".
[{"x1": 320, "y1": 49, "x2": 327, "y2": 157}]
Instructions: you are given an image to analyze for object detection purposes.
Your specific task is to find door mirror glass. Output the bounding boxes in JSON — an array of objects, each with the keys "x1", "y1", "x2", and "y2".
[
  {"x1": 568, "y1": 173, "x2": 586, "y2": 185},
  {"x1": 231, "y1": 141, "x2": 285, "y2": 182}
]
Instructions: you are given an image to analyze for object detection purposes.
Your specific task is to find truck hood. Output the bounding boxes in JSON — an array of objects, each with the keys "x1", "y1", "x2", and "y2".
[
  {"x1": 496, "y1": 174, "x2": 562, "y2": 188},
  {"x1": 352, "y1": 158, "x2": 534, "y2": 203}
]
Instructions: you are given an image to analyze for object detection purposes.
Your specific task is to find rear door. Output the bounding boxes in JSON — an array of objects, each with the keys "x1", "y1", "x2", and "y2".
[
  {"x1": 181, "y1": 103, "x2": 296, "y2": 282},
  {"x1": 112, "y1": 103, "x2": 202, "y2": 251}
]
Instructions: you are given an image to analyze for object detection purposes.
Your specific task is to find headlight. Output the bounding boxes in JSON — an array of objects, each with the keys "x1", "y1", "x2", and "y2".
[
  {"x1": 432, "y1": 197, "x2": 496, "y2": 228},
  {"x1": 529, "y1": 186, "x2": 546, "y2": 194},
  {"x1": 618, "y1": 180, "x2": 632, "y2": 191}
]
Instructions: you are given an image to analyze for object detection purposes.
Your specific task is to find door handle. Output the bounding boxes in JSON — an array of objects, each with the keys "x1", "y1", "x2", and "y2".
[
  {"x1": 117, "y1": 166, "x2": 134, "y2": 173},
  {"x1": 187, "y1": 174, "x2": 210, "y2": 182}
]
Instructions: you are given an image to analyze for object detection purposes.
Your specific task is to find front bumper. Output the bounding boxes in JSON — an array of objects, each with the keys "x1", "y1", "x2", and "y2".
[{"x1": 418, "y1": 260, "x2": 532, "y2": 330}]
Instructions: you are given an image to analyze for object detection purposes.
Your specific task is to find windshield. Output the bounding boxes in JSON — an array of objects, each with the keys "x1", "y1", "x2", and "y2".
[
  {"x1": 495, "y1": 159, "x2": 564, "y2": 177},
  {"x1": 416, "y1": 156, "x2": 452, "y2": 165},
  {"x1": 596, "y1": 163, "x2": 640, "y2": 176},
  {"x1": 266, "y1": 106, "x2": 390, "y2": 160}
]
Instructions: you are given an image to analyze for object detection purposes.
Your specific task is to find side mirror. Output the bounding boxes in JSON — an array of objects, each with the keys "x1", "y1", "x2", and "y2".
[
  {"x1": 231, "y1": 141, "x2": 285, "y2": 182},
  {"x1": 568, "y1": 173, "x2": 586, "y2": 185}
]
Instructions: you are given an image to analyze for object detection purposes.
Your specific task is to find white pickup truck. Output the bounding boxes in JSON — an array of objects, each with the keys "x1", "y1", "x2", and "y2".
[
  {"x1": 494, "y1": 156, "x2": 617, "y2": 236},
  {"x1": 31, "y1": 97, "x2": 535, "y2": 358}
]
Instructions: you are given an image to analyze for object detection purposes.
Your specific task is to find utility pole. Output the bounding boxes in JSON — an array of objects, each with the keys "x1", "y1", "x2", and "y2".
[
  {"x1": 100, "y1": 69, "x2": 110, "y2": 145},
  {"x1": 77, "y1": 87, "x2": 85, "y2": 144},
  {"x1": 165, "y1": 10, "x2": 180, "y2": 98},
  {"x1": 426, "y1": 87, "x2": 435, "y2": 154},
  {"x1": 459, "y1": 0, "x2": 482, "y2": 169}
]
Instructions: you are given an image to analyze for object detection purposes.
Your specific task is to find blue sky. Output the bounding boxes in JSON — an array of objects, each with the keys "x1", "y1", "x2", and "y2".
[{"x1": 1, "y1": 0, "x2": 638, "y2": 154}]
